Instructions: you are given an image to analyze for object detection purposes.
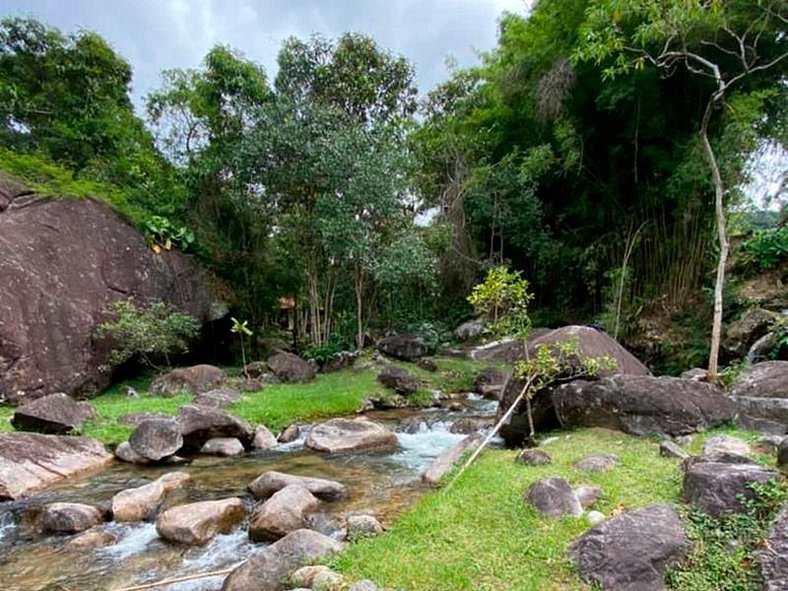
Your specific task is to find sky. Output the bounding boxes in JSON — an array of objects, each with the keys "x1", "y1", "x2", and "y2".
[{"x1": 0, "y1": 0, "x2": 532, "y2": 109}]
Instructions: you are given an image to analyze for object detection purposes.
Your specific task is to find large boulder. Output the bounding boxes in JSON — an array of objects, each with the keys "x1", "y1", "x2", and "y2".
[
  {"x1": 222, "y1": 529, "x2": 343, "y2": 591},
  {"x1": 150, "y1": 365, "x2": 226, "y2": 397},
  {"x1": 248, "y1": 471, "x2": 348, "y2": 501},
  {"x1": 176, "y1": 405, "x2": 254, "y2": 451},
  {"x1": 249, "y1": 484, "x2": 321, "y2": 542},
  {"x1": 41, "y1": 502, "x2": 105, "y2": 534},
  {"x1": 266, "y1": 353, "x2": 316, "y2": 383},
  {"x1": 112, "y1": 471, "x2": 193, "y2": 522},
  {"x1": 729, "y1": 361, "x2": 788, "y2": 434},
  {"x1": 683, "y1": 462, "x2": 779, "y2": 517},
  {"x1": 760, "y1": 505, "x2": 788, "y2": 591},
  {"x1": 0, "y1": 174, "x2": 221, "y2": 404},
  {"x1": 377, "y1": 334, "x2": 429, "y2": 361},
  {"x1": 11, "y1": 393, "x2": 96, "y2": 434},
  {"x1": 0, "y1": 432, "x2": 112, "y2": 500},
  {"x1": 156, "y1": 497, "x2": 245, "y2": 546},
  {"x1": 377, "y1": 366, "x2": 420, "y2": 394},
  {"x1": 497, "y1": 326, "x2": 651, "y2": 446},
  {"x1": 305, "y1": 418, "x2": 399, "y2": 454},
  {"x1": 552, "y1": 375, "x2": 735, "y2": 437},
  {"x1": 568, "y1": 504, "x2": 688, "y2": 591},
  {"x1": 128, "y1": 418, "x2": 183, "y2": 461}
]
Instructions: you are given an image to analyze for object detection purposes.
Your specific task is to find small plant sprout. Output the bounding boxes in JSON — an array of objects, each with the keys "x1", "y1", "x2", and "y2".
[{"x1": 231, "y1": 317, "x2": 254, "y2": 377}]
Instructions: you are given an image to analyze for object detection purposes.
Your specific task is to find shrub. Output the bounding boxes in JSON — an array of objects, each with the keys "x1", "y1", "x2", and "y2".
[
  {"x1": 740, "y1": 226, "x2": 788, "y2": 272},
  {"x1": 95, "y1": 299, "x2": 201, "y2": 369}
]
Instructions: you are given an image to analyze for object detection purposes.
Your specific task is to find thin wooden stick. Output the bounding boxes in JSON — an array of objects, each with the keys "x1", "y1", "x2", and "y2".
[{"x1": 110, "y1": 568, "x2": 234, "y2": 591}]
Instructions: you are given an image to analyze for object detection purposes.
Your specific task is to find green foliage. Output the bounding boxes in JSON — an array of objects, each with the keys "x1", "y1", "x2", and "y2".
[
  {"x1": 467, "y1": 266, "x2": 532, "y2": 339},
  {"x1": 302, "y1": 340, "x2": 348, "y2": 366},
  {"x1": 667, "y1": 479, "x2": 788, "y2": 590},
  {"x1": 514, "y1": 338, "x2": 618, "y2": 389},
  {"x1": 740, "y1": 226, "x2": 788, "y2": 273},
  {"x1": 143, "y1": 215, "x2": 195, "y2": 252},
  {"x1": 95, "y1": 299, "x2": 201, "y2": 369}
]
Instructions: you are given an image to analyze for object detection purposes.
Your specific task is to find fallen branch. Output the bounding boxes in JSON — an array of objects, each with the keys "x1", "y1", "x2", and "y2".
[{"x1": 110, "y1": 568, "x2": 234, "y2": 591}]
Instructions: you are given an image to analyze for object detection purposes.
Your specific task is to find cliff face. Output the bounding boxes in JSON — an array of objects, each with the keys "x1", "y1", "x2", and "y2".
[{"x1": 0, "y1": 173, "x2": 222, "y2": 404}]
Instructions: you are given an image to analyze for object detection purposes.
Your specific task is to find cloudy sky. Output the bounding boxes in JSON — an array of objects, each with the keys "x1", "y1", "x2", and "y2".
[{"x1": 1, "y1": 0, "x2": 532, "y2": 110}]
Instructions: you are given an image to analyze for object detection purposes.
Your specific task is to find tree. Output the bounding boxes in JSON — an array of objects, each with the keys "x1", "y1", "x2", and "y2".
[{"x1": 576, "y1": 0, "x2": 788, "y2": 379}]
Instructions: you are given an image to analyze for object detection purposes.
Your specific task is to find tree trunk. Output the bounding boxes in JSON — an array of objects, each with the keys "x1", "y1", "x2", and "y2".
[{"x1": 354, "y1": 261, "x2": 364, "y2": 351}]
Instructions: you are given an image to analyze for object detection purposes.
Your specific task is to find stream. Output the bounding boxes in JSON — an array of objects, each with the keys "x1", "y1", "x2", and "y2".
[{"x1": 0, "y1": 395, "x2": 497, "y2": 591}]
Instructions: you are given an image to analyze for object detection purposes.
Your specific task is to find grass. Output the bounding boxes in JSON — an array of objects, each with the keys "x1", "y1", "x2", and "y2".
[{"x1": 332, "y1": 427, "x2": 778, "y2": 591}]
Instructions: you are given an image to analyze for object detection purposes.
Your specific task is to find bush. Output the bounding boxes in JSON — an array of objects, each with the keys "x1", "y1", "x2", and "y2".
[
  {"x1": 740, "y1": 226, "x2": 788, "y2": 272},
  {"x1": 95, "y1": 299, "x2": 201, "y2": 369}
]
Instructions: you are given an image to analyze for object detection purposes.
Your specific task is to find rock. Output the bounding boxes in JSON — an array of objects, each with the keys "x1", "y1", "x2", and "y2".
[
  {"x1": 730, "y1": 362, "x2": 788, "y2": 432},
  {"x1": 115, "y1": 441, "x2": 187, "y2": 466},
  {"x1": 291, "y1": 566, "x2": 344, "y2": 590},
  {"x1": 201, "y1": 437, "x2": 245, "y2": 457},
  {"x1": 779, "y1": 439, "x2": 788, "y2": 472},
  {"x1": 156, "y1": 498, "x2": 245, "y2": 546},
  {"x1": 516, "y1": 449, "x2": 553, "y2": 465},
  {"x1": 194, "y1": 388, "x2": 242, "y2": 409},
  {"x1": 526, "y1": 477, "x2": 583, "y2": 518},
  {"x1": 760, "y1": 505, "x2": 788, "y2": 590},
  {"x1": 279, "y1": 424, "x2": 301, "y2": 443},
  {"x1": 128, "y1": 418, "x2": 183, "y2": 461},
  {"x1": 416, "y1": 358, "x2": 438, "y2": 372},
  {"x1": 248, "y1": 471, "x2": 348, "y2": 501},
  {"x1": 757, "y1": 435, "x2": 784, "y2": 455},
  {"x1": 244, "y1": 360, "x2": 272, "y2": 379},
  {"x1": 69, "y1": 529, "x2": 117, "y2": 548},
  {"x1": 347, "y1": 514, "x2": 384, "y2": 538},
  {"x1": 469, "y1": 338, "x2": 531, "y2": 364},
  {"x1": 0, "y1": 176, "x2": 221, "y2": 404},
  {"x1": 449, "y1": 417, "x2": 491, "y2": 434},
  {"x1": 252, "y1": 426, "x2": 279, "y2": 450},
  {"x1": 702, "y1": 434, "x2": 752, "y2": 463},
  {"x1": 112, "y1": 471, "x2": 193, "y2": 522},
  {"x1": 723, "y1": 308, "x2": 779, "y2": 360},
  {"x1": 574, "y1": 485, "x2": 603, "y2": 508},
  {"x1": 568, "y1": 504, "x2": 688, "y2": 591},
  {"x1": 11, "y1": 393, "x2": 97, "y2": 434},
  {"x1": 574, "y1": 454, "x2": 619, "y2": 472},
  {"x1": 422, "y1": 435, "x2": 482, "y2": 485},
  {"x1": 474, "y1": 367, "x2": 509, "y2": 400},
  {"x1": 117, "y1": 412, "x2": 170, "y2": 427},
  {"x1": 123, "y1": 385, "x2": 139, "y2": 398},
  {"x1": 267, "y1": 352, "x2": 316, "y2": 383},
  {"x1": 377, "y1": 334, "x2": 429, "y2": 361},
  {"x1": 377, "y1": 366, "x2": 420, "y2": 394},
  {"x1": 748, "y1": 332, "x2": 781, "y2": 363},
  {"x1": 660, "y1": 440, "x2": 690, "y2": 459},
  {"x1": 235, "y1": 378, "x2": 263, "y2": 393},
  {"x1": 306, "y1": 418, "x2": 399, "y2": 454},
  {"x1": 177, "y1": 405, "x2": 254, "y2": 451},
  {"x1": 249, "y1": 484, "x2": 321, "y2": 542},
  {"x1": 150, "y1": 365, "x2": 227, "y2": 397},
  {"x1": 41, "y1": 502, "x2": 104, "y2": 534},
  {"x1": 0, "y1": 433, "x2": 112, "y2": 500},
  {"x1": 222, "y1": 529, "x2": 343, "y2": 591},
  {"x1": 587, "y1": 510, "x2": 606, "y2": 525},
  {"x1": 257, "y1": 337, "x2": 292, "y2": 360},
  {"x1": 683, "y1": 462, "x2": 779, "y2": 517},
  {"x1": 553, "y1": 375, "x2": 735, "y2": 437},
  {"x1": 498, "y1": 326, "x2": 651, "y2": 446},
  {"x1": 680, "y1": 368, "x2": 708, "y2": 381},
  {"x1": 348, "y1": 582, "x2": 378, "y2": 591},
  {"x1": 454, "y1": 317, "x2": 487, "y2": 341},
  {"x1": 321, "y1": 351, "x2": 360, "y2": 373}
]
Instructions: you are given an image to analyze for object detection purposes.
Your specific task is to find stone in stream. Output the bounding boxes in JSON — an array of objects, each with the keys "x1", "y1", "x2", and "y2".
[
  {"x1": 248, "y1": 471, "x2": 348, "y2": 501},
  {"x1": 305, "y1": 418, "x2": 399, "y2": 454},
  {"x1": 128, "y1": 418, "x2": 183, "y2": 461},
  {"x1": 0, "y1": 432, "x2": 113, "y2": 501},
  {"x1": 68, "y1": 529, "x2": 118, "y2": 548},
  {"x1": 252, "y1": 426, "x2": 279, "y2": 450},
  {"x1": 114, "y1": 441, "x2": 187, "y2": 466},
  {"x1": 112, "y1": 471, "x2": 193, "y2": 522},
  {"x1": 421, "y1": 434, "x2": 482, "y2": 485},
  {"x1": 278, "y1": 423, "x2": 301, "y2": 444},
  {"x1": 683, "y1": 462, "x2": 779, "y2": 517},
  {"x1": 156, "y1": 497, "x2": 245, "y2": 546},
  {"x1": 222, "y1": 528, "x2": 343, "y2": 591},
  {"x1": 177, "y1": 404, "x2": 254, "y2": 451},
  {"x1": 200, "y1": 437, "x2": 245, "y2": 457},
  {"x1": 11, "y1": 393, "x2": 97, "y2": 434},
  {"x1": 249, "y1": 484, "x2": 321, "y2": 542},
  {"x1": 525, "y1": 477, "x2": 583, "y2": 518},
  {"x1": 568, "y1": 503, "x2": 688, "y2": 591},
  {"x1": 41, "y1": 502, "x2": 105, "y2": 534}
]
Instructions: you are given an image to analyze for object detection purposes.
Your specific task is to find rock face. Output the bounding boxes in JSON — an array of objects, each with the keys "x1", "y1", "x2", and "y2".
[
  {"x1": 150, "y1": 365, "x2": 227, "y2": 397},
  {"x1": 112, "y1": 471, "x2": 193, "y2": 522},
  {"x1": 683, "y1": 462, "x2": 779, "y2": 517},
  {"x1": 0, "y1": 174, "x2": 220, "y2": 404},
  {"x1": 760, "y1": 505, "x2": 788, "y2": 591},
  {"x1": 498, "y1": 326, "x2": 651, "y2": 446},
  {"x1": 41, "y1": 502, "x2": 104, "y2": 534},
  {"x1": 730, "y1": 362, "x2": 788, "y2": 433},
  {"x1": 128, "y1": 418, "x2": 183, "y2": 461},
  {"x1": 222, "y1": 529, "x2": 343, "y2": 591},
  {"x1": 176, "y1": 405, "x2": 254, "y2": 451},
  {"x1": 525, "y1": 477, "x2": 582, "y2": 518},
  {"x1": 377, "y1": 366, "x2": 420, "y2": 394},
  {"x1": 267, "y1": 353, "x2": 316, "y2": 383},
  {"x1": 568, "y1": 504, "x2": 688, "y2": 591},
  {"x1": 248, "y1": 471, "x2": 348, "y2": 501},
  {"x1": 156, "y1": 498, "x2": 245, "y2": 546},
  {"x1": 0, "y1": 432, "x2": 113, "y2": 500},
  {"x1": 249, "y1": 484, "x2": 321, "y2": 542},
  {"x1": 305, "y1": 418, "x2": 399, "y2": 454},
  {"x1": 11, "y1": 393, "x2": 97, "y2": 434},
  {"x1": 553, "y1": 375, "x2": 735, "y2": 437},
  {"x1": 377, "y1": 334, "x2": 429, "y2": 361}
]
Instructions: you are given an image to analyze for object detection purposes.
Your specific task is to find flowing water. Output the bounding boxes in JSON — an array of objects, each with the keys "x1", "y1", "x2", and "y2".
[{"x1": 0, "y1": 396, "x2": 498, "y2": 591}]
